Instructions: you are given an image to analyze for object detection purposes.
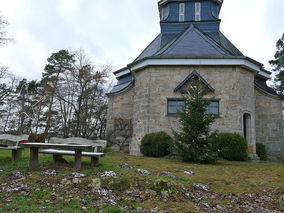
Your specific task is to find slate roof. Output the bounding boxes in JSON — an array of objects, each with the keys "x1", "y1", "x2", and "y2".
[
  {"x1": 110, "y1": 23, "x2": 246, "y2": 94},
  {"x1": 155, "y1": 25, "x2": 231, "y2": 57},
  {"x1": 254, "y1": 76, "x2": 281, "y2": 97},
  {"x1": 205, "y1": 31, "x2": 243, "y2": 56},
  {"x1": 158, "y1": 0, "x2": 223, "y2": 7},
  {"x1": 133, "y1": 23, "x2": 243, "y2": 64},
  {"x1": 108, "y1": 80, "x2": 133, "y2": 95},
  {"x1": 135, "y1": 34, "x2": 162, "y2": 62}
]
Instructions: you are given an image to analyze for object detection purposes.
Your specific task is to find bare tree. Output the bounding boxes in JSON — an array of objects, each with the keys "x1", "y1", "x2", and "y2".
[
  {"x1": 0, "y1": 15, "x2": 12, "y2": 45},
  {"x1": 0, "y1": 69, "x2": 17, "y2": 105},
  {"x1": 56, "y1": 49, "x2": 111, "y2": 138},
  {"x1": 108, "y1": 118, "x2": 133, "y2": 151}
]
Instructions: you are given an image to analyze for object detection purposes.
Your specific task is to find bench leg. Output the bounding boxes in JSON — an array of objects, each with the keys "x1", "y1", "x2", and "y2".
[
  {"x1": 30, "y1": 148, "x2": 39, "y2": 169},
  {"x1": 91, "y1": 157, "x2": 99, "y2": 167},
  {"x1": 53, "y1": 154, "x2": 63, "y2": 163},
  {"x1": 74, "y1": 149, "x2": 82, "y2": 170},
  {"x1": 12, "y1": 149, "x2": 22, "y2": 161}
]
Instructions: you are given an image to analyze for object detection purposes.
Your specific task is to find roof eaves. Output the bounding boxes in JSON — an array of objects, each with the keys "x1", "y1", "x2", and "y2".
[
  {"x1": 255, "y1": 81, "x2": 284, "y2": 99},
  {"x1": 113, "y1": 67, "x2": 129, "y2": 75},
  {"x1": 107, "y1": 81, "x2": 134, "y2": 96},
  {"x1": 128, "y1": 55, "x2": 250, "y2": 68},
  {"x1": 245, "y1": 57, "x2": 263, "y2": 67},
  {"x1": 260, "y1": 67, "x2": 272, "y2": 75}
]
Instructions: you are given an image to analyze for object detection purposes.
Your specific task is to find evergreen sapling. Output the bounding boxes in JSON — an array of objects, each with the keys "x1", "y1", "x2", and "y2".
[{"x1": 173, "y1": 75, "x2": 217, "y2": 163}]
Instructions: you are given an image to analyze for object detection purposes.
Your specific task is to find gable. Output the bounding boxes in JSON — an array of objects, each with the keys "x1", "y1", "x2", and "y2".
[
  {"x1": 174, "y1": 70, "x2": 215, "y2": 93},
  {"x1": 155, "y1": 25, "x2": 230, "y2": 58}
]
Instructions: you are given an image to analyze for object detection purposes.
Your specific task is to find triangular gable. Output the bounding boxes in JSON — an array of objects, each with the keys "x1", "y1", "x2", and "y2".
[
  {"x1": 174, "y1": 70, "x2": 215, "y2": 93},
  {"x1": 155, "y1": 24, "x2": 230, "y2": 58}
]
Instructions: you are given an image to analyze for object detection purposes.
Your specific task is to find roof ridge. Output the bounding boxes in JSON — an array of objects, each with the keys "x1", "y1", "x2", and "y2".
[{"x1": 154, "y1": 25, "x2": 193, "y2": 56}]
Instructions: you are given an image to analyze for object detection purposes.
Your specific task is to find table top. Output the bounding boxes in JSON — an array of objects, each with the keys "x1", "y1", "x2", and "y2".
[{"x1": 21, "y1": 143, "x2": 92, "y2": 150}]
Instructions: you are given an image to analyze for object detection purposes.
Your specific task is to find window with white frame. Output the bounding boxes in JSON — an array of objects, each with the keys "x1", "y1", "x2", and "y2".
[
  {"x1": 195, "y1": 2, "x2": 201, "y2": 21},
  {"x1": 179, "y1": 3, "x2": 185, "y2": 22}
]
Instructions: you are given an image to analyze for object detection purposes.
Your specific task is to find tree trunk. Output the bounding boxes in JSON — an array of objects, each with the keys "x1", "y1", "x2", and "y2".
[{"x1": 43, "y1": 73, "x2": 60, "y2": 137}]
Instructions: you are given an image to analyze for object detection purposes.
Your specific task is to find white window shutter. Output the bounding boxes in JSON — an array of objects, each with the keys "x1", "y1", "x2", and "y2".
[
  {"x1": 179, "y1": 3, "x2": 185, "y2": 22},
  {"x1": 195, "y1": 2, "x2": 201, "y2": 21}
]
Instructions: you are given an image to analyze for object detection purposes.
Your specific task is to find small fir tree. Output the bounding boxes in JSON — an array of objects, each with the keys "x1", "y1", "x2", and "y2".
[{"x1": 173, "y1": 75, "x2": 217, "y2": 164}]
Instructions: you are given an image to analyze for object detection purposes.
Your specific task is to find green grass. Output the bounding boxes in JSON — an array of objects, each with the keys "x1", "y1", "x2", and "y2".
[{"x1": 0, "y1": 150, "x2": 283, "y2": 212}]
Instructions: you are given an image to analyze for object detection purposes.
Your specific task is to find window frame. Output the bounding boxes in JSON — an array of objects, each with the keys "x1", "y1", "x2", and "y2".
[
  {"x1": 167, "y1": 99, "x2": 220, "y2": 116},
  {"x1": 195, "y1": 2, "x2": 201, "y2": 21},
  {"x1": 179, "y1": 3, "x2": 185, "y2": 22},
  {"x1": 206, "y1": 100, "x2": 220, "y2": 116},
  {"x1": 167, "y1": 99, "x2": 185, "y2": 115}
]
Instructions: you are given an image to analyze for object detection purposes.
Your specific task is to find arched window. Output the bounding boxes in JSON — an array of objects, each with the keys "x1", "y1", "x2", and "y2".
[{"x1": 243, "y1": 113, "x2": 251, "y2": 144}]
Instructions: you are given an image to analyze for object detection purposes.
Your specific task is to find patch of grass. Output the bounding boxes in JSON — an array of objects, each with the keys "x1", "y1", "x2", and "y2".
[
  {"x1": 0, "y1": 150, "x2": 283, "y2": 212},
  {"x1": 102, "y1": 206, "x2": 125, "y2": 213}
]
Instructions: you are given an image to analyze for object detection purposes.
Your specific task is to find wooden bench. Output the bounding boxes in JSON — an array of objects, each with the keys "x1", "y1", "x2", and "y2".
[
  {"x1": 39, "y1": 137, "x2": 107, "y2": 167},
  {"x1": 0, "y1": 134, "x2": 28, "y2": 161}
]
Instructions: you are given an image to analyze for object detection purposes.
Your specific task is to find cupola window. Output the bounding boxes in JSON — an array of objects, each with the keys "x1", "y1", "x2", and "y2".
[
  {"x1": 179, "y1": 3, "x2": 185, "y2": 22},
  {"x1": 161, "y1": 8, "x2": 165, "y2": 20},
  {"x1": 195, "y1": 2, "x2": 201, "y2": 21}
]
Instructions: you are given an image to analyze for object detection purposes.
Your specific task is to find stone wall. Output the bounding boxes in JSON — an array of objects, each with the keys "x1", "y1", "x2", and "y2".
[
  {"x1": 130, "y1": 65, "x2": 256, "y2": 156},
  {"x1": 255, "y1": 87, "x2": 284, "y2": 160},
  {"x1": 106, "y1": 86, "x2": 134, "y2": 151}
]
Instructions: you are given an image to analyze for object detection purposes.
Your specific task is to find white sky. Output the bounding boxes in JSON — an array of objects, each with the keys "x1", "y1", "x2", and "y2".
[{"x1": 0, "y1": 0, "x2": 283, "y2": 81}]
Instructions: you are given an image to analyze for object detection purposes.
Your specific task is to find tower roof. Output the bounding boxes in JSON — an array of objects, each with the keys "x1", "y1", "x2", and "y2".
[
  {"x1": 134, "y1": 24, "x2": 243, "y2": 63},
  {"x1": 109, "y1": 0, "x2": 274, "y2": 95},
  {"x1": 158, "y1": 0, "x2": 223, "y2": 8}
]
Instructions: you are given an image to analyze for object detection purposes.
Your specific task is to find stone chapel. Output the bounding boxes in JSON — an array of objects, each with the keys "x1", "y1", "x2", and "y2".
[{"x1": 106, "y1": 0, "x2": 284, "y2": 160}]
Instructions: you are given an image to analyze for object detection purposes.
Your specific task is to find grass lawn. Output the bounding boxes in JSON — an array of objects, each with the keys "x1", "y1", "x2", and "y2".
[{"x1": 0, "y1": 149, "x2": 283, "y2": 212}]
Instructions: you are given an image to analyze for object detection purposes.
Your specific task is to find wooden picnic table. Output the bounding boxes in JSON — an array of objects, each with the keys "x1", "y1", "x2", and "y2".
[{"x1": 21, "y1": 143, "x2": 92, "y2": 170}]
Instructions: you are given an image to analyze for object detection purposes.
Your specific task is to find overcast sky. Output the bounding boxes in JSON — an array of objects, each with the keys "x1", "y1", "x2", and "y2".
[{"x1": 0, "y1": 0, "x2": 283, "y2": 81}]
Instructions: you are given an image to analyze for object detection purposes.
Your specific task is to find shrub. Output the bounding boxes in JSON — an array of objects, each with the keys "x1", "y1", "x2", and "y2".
[
  {"x1": 256, "y1": 143, "x2": 268, "y2": 161},
  {"x1": 28, "y1": 133, "x2": 46, "y2": 142},
  {"x1": 213, "y1": 133, "x2": 248, "y2": 161},
  {"x1": 140, "y1": 132, "x2": 173, "y2": 157}
]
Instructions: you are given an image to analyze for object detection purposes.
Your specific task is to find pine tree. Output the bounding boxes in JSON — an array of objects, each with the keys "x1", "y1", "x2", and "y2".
[
  {"x1": 269, "y1": 33, "x2": 284, "y2": 94},
  {"x1": 173, "y1": 76, "x2": 217, "y2": 164},
  {"x1": 41, "y1": 50, "x2": 75, "y2": 137}
]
